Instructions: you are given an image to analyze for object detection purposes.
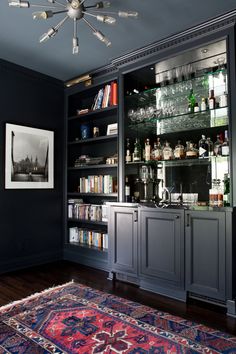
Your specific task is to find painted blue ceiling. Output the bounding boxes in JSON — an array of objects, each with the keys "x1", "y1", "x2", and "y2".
[{"x1": 0, "y1": 0, "x2": 236, "y2": 81}]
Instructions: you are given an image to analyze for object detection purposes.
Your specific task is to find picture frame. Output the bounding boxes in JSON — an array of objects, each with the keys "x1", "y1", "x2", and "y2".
[{"x1": 5, "y1": 123, "x2": 54, "y2": 189}]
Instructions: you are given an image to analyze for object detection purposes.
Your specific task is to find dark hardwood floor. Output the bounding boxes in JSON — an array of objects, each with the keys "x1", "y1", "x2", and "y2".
[{"x1": 0, "y1": 260, "x2": 235, "y2": 335}]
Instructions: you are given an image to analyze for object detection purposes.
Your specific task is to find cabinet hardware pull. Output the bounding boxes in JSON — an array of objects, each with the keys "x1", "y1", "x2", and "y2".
[
  {"x1": 133, "y1": 210, "x2": 138, "y2": 222},
  {"x1": 175, "y1": 215, "x2": 180, "y2": 219},
  {"x1": 186, "y1": 213, "x2": 190, "y2": 227}
]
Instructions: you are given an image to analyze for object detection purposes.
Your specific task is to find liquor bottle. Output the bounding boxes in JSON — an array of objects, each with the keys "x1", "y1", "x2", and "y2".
[
  {"x1": 199, "y1": 135, "x2": 208, "y2": 158},
  {"x1": 213, "y1": 134, "x2": 222, "y2": 156},
  {"x1": 188, "y1": 89, "x2": 196, "y2": 113},
  {"x1": 219, "y1": 92, "x2": 227, "y2": 108},
  {"x1": 174, "y1": 140, "x2": 185, "y2": 159},
  {"x1": 133, "y1": 138, "x2": 142, "y2": 162},
  {"x1": 217, "y1": 179, "x2": 223, "y2": 207},
  {"x1": 152, "y1": 138, "x2": 162, "y2": 161},
  {"x1": 125, "y1": 177, "x2": 131, "y2": 203},
  {"x1": 221, "y1": 130, "x2": 229, "y2": 156},
  {"x1": 208, "y1": 89, "x2": 216, "y2": 110},
  {"x1": 144, "y1": 138, "x2": 151, "y2": 162},
  {"x1": 185, "y1": 141, "x2": 198, "y2": 159},
  {"x1": 223, "y1": 173, "x2": 230, "y2": 207},
  {"x1": 125, "y1": 138, "x2": 132, "y2": 163},
  {"x1": 206, "y1": 137, "x2": 214, "y2": 156},
  {"x1": 162, "y1": 141, "x2": 173, "y2": 160},
  {"x1": 194, "y1": 102, "x2": 200, "y2": 113},
  {"x1": 200, "y1": 97, "x2": 207, "y2": 111}
]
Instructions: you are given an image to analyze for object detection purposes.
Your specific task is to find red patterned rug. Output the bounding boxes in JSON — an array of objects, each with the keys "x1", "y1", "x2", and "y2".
[{"x1": 0, "y1": 281, "x2": 235, "y2": 353}]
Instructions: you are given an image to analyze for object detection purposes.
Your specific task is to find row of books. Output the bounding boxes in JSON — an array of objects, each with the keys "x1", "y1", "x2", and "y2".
[
  {"x1": 68, "y1": 201, "x2": 108, "y2": 222},
  {"x1": 79, "y1": 175, "x2": 116, "y2": 194},
  {"x1": 92, "y1": 81, "x2": 118, "y2": 110},
  {"x1": 69, "y1": 227, "x2": 108, "y2": 249}
]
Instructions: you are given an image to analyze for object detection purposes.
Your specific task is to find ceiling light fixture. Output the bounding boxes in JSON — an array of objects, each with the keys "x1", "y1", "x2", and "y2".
[{"x1": 8, "y1": 0, "x2": 138, "y2": 55}]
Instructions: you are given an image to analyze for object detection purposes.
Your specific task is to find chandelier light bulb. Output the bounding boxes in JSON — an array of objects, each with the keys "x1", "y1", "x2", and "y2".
[
  {"x1": 9, "y1": 0, "x2": 29, "y2": 8},
  {"x1": 118, "y1": 11, "x2": 138, "y2": 18},
  {"x1": 96, "y1": 15, "x2": 116, "y2": 24},
  {"x1": 39, "y1": 27, "x2": 57, "y2": 42},
  {"x1": 32, "y1": 11, "x2": 53, "y2": 19},
  {"x1": 93, "y1": 30, "x2": 111, "y2": 47},
  {"x1": 72, "y1": 37, "x2": 79, "y2": 54}
]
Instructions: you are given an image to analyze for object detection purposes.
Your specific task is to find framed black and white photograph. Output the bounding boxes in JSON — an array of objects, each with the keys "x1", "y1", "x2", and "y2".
[{"x1": 5, "y1": 123, "x2": 54, "y2": 189}]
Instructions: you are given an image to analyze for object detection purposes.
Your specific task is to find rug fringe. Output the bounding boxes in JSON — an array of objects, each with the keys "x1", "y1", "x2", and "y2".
[{"x1": 0, "y1": 280, "x2": 74, "y2": 312}]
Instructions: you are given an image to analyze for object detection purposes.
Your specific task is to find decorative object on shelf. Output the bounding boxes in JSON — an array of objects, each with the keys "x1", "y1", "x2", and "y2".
[
  {"x1": 80, "y1": 123, "x2": 91, "y2": 139},
  {"x1": 5, "y1": 123, "x2": 54, "y2": 189},
  {"x1": 106, "y1": 122, "x2": 118, "y2": 135},
  {"x1": 74, "y1": 155, "x2": 104, "y2": 166},
  {"x1": 8, "y1": 0, "x2": 138, "y2": 55},
  {"x1": 106, "y1": 153, "x2": 118, "y2": 165}
]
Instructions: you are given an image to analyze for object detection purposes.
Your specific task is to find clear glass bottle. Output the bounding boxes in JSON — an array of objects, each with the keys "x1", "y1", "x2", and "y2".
[
  {"x1": 199, "y1": 135, "x2": 208, "y2": 158},
  {"x1": 162, "y1": 141, "x2": 173, "y2": 160},
  {"x1": 209, "y1": 179, "x2": 218, "y2": 207},
  {"x1": 125, "y1": 138, "x2": 132, "y2": 163},
  {"x1": 151, "y1": 138, "x2": 162, "y2": 161},
  {"x1": 133, "y1": 138, "x2": 142, "y2": 162},
  {"x1": 221, "y1": 130, "x2": 229, "y2": 156},
  {"x1": 219, "y1": 92, "x2": 227, "y2": 108},
  {"x1": 194, "y1": 102, "x2": 200, "y2": 113},
  {"x1": 213, "y1": 134, "x2": 222, "y2": 156},
  {"x1": 174, "y1": 140, "x2": 185, "y2": 159},
  {"x1": 200, "y1": 97, "x2": 207, "y2": 111},
  {"x1": 217, "y1": 179, "x2": 223, "y2": 207},
  {"x1": 185, "y1": 141, "x2": 198, "y2": 159},
  {"x1": 144, "y1": 138, "x2": 151, "y2": 162},
  {"x1": 206, "y1": 137, "x2": 214, "y2": 156}
]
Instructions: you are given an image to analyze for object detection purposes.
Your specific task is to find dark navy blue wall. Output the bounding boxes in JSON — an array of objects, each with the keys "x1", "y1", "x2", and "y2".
[{"x1": 0, "y1": 59, "x2": 64, "y2": 273}]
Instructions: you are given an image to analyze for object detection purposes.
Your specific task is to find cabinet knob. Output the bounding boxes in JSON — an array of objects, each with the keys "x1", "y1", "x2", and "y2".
[{"x1": 175, "y1": 215, "x2": 180, "y2": 219}]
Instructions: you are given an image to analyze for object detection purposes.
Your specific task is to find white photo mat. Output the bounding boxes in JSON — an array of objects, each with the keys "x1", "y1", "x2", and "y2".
[{"x1": 5, "y1": 123, "x2": 54, "y2": 189}]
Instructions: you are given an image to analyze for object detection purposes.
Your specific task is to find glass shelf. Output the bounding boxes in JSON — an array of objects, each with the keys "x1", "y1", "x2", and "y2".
[
  {"x1": 128, "y1": 107, "x2": 228, "y2": 135},
  {"x1": 126, "y1": 156, "x2": 229, "y2": 168},
  {"x1": 125, "y1": 68, "x2": 227, "y2": 101},
  {"x1": 68, "y1": 164, "x2": 118, "y2": 170}
]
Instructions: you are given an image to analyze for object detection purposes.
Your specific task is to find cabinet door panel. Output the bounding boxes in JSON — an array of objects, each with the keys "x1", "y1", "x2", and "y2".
[
  {"x1": 186, "y1": 211, "x2": 226, "y2": 300},
  {"x1": 140, "y1": 210, "x2": 183, "y2": 284},
  {"x1": 110, "y1": 207, "x2": 138, "y2": 275}
]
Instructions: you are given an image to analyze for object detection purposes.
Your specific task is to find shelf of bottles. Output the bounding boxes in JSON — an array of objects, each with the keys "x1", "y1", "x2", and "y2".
[
  {"x1": 124, "y1": 39, "x2": 230, "y2": 208},
  {"x1": 126, "y1": 69, "x2": 228, "y2": 135}
]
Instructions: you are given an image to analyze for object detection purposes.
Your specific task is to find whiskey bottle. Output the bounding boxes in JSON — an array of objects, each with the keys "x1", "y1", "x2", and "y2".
[
  {"x1": 213, "y1": 134, "x2": 222, "y2": 156},
  {"x1": 144, "y1": 138, "x2": 151, "y2": 162},
  {"x1": 186, "y1": 142, "x2": 198, "y2": 159},
  {"x1": 208, "y1": 89, "x2": 216, "y2": 110},
  {"x1": 125, "y1": 138, "x2": 132, "y2": 163},
  {"x1": 133, "y1": 138, "x2": 142, "y2": 162},
  {"x1": 151, "y1": 138, "x2": 162, "y2": 161},
  {"x1": 174, "y1": 140, "x2": 185, "y2": 159},
  {"x1": 162, "y1": 141, "x2": 173, "y2": 160},
  {"x1": 221, "y1": 130, "x2": 229, "y2": 156},
  {"x1": 199, "y1": 135, "x2": 208, "y2": 158}
]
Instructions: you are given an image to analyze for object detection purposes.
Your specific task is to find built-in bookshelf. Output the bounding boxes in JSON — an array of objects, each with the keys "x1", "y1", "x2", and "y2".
[{"x1": 64, "y1": 74, "x2": 118, "y2": 271}]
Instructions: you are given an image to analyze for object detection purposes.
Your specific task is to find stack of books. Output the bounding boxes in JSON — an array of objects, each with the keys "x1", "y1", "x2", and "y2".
[{"x1": 92, "y1": 81, "x2": 118, "y2": 110}]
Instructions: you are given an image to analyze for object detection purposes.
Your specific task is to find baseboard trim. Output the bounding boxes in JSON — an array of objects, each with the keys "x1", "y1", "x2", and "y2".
[{"x1": 0, "y1": 250, "x2": 63, "y2": 274}]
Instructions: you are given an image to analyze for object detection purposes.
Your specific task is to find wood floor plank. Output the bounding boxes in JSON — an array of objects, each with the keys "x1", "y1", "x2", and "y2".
[{"x1": 0, "y1": 260, "x2": 235, "y2": 335}]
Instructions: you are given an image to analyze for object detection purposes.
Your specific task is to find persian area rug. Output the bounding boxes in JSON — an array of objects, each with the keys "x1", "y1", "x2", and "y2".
[{"x1": 0, "y1": 282, "x2": 235, "y2": 354}]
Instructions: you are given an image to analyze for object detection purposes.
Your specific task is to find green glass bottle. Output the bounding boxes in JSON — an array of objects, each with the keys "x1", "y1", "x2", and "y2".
[{"x1": 188, "y1": 89, "x2": 196, "y2": 113}]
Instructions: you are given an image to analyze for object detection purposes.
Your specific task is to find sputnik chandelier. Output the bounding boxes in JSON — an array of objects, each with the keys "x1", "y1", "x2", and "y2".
[{"x1": 8, "y1": 0, "x2": 138, "y2": 54}]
